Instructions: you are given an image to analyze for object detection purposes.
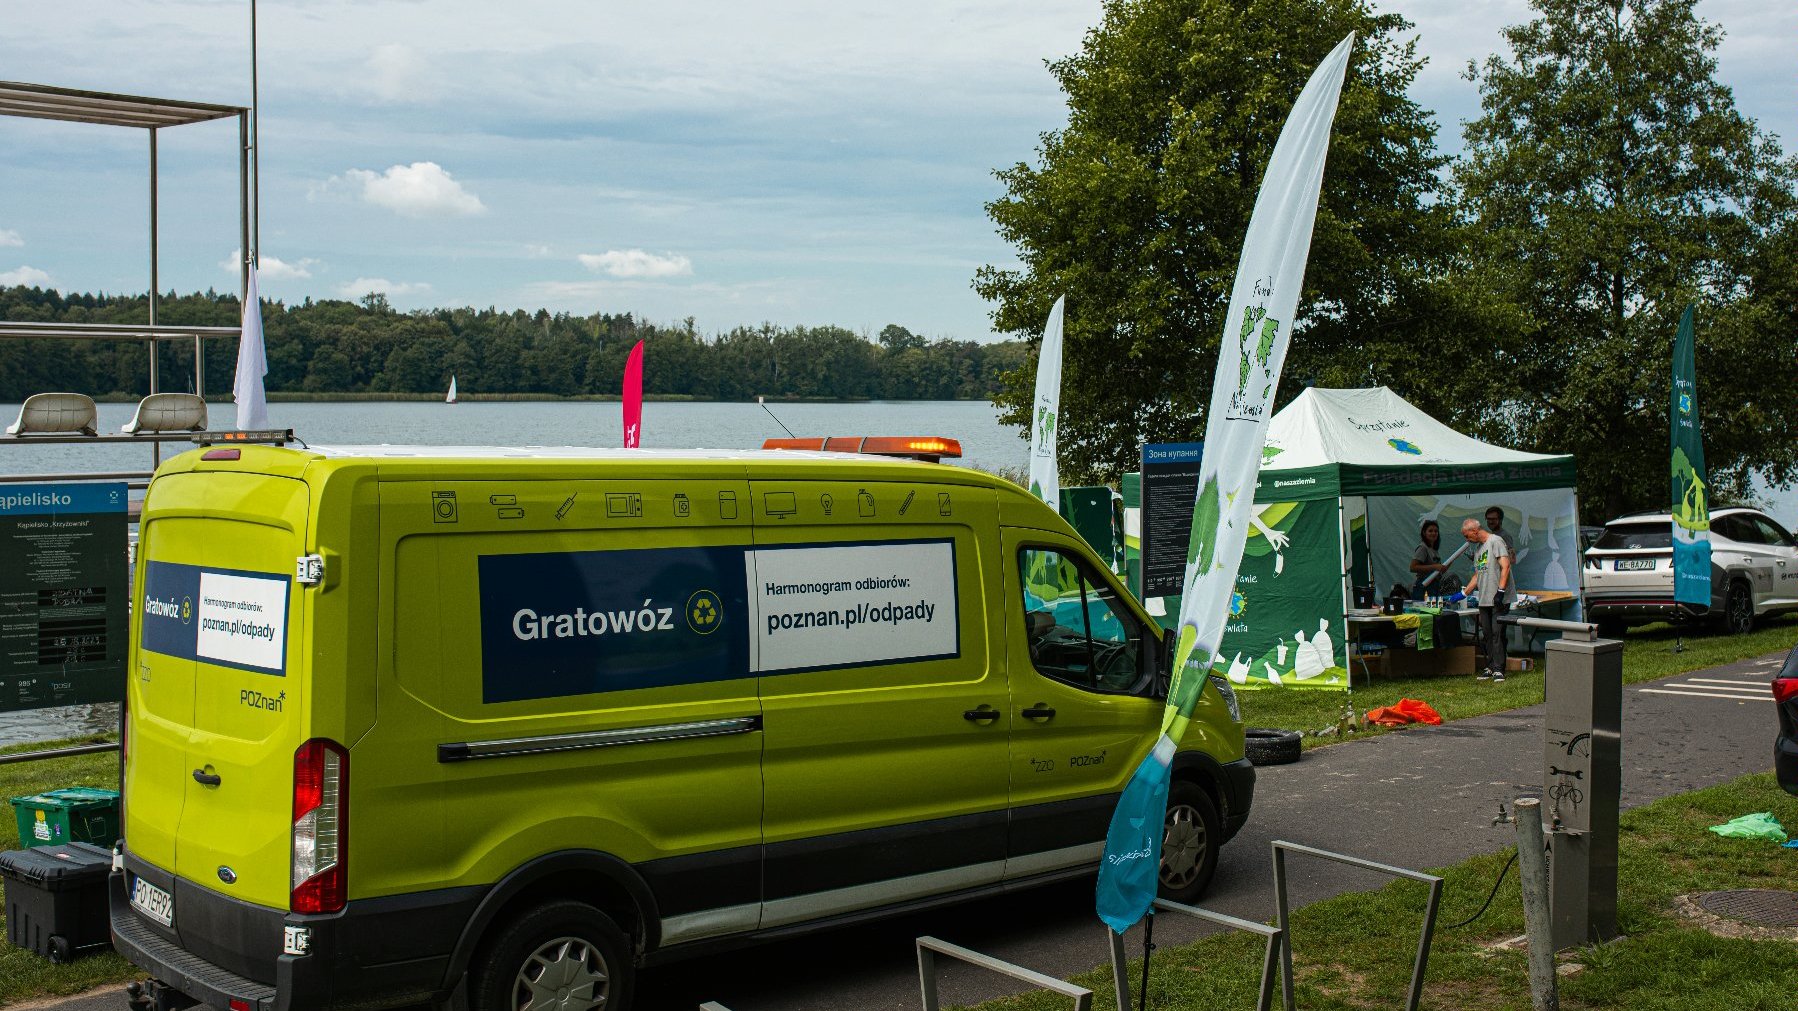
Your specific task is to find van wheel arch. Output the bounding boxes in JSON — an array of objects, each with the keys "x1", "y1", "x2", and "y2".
[
  {"x1": 1168, "y1": 752, "x2": 1226, "y2": 823},
  {"x1": 441, "y1": 850, "x2": 660, "y2": 995}
]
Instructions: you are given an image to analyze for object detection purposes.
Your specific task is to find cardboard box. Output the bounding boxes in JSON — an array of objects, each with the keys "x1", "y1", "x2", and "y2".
[{"x1": 1383, "y1": 645, "x2": 1475, "y2": 678}]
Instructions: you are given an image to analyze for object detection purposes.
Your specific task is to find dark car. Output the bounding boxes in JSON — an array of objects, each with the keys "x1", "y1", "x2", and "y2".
[{"x1": 1776, "y1": 644, "x2": 1798, "y2": 796}]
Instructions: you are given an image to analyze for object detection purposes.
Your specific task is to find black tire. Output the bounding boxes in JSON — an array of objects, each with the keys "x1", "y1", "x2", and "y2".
[
  {"x1": 470, "y1": 900, "x2": 634, "y2": 1011},
  {"x1": 1244, "y1": 727, "x2": 1302, "y2": 766},
  {"x1": 1158, "y1": 779, "x2": 1222, "y2": 904},
  {"x1": 1595, "y1": 617, "x2": 1626, "y2": 640},
  {"x1": 1721, "y1": 581, "x2": 1755, "y2": 636}
]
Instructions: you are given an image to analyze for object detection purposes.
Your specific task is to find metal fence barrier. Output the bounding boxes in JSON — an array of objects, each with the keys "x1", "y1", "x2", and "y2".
[
  {"x1": 916, "y1": 935, "x2": 1093, "y2": 1011},
  {"x1": 1272, "y1": 840, "x2": 1443, "y2": 1011},
  {"x1": 1106, "y1": 897, "x2": 1287, "y2": 1011},
  {"x1": 0, "y1": 741, "x2": 120, "y2": 766}
]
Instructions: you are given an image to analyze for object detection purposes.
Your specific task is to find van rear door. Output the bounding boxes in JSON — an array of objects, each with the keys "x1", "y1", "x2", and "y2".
[{"x1": 132, "y1": 470, "x2": 309, "y2": 915}]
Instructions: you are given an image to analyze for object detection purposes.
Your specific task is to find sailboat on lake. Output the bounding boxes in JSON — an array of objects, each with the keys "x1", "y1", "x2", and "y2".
[{"x1": 446, "y1": 375, "x2": 458, "y2": 405}]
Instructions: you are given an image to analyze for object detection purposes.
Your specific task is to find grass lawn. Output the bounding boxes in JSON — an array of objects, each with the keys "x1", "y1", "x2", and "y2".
[
  {"x1": 1239, "y1": 614, "x2": 1798, "y2": 746},
  {"x1": 966, "y1": 771, "x2": 1798, "y2": 1011},
  {"x1": 0, "y1": 736, "x2": 141, "y2": 1007}
]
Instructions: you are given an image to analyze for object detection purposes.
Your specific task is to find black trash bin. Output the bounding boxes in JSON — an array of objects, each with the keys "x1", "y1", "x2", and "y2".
[{"x1": 1, "y1": 841, "x2": 113, "y2": 962}]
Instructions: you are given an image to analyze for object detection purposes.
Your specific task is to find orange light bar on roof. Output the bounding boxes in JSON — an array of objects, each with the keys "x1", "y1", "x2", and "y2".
[{"x1": 761, "y1": 436, "x2": 962, "y2": 462}]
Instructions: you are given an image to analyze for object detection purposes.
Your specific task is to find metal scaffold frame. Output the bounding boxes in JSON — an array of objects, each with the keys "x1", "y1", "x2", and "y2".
[{"x1": 0, "y1": 80, "x2": 253, "y2": 400}]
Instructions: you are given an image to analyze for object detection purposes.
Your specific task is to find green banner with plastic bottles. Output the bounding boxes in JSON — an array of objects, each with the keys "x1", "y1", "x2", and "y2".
[{"x1": 1215, "y1": 498, "x2": 1347, "y2": 689}]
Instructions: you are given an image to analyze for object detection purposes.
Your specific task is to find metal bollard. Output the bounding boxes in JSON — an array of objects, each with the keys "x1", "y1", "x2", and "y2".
[{"x1": 1513, "y1": 798, "x2": 1559, "y2": 1011}]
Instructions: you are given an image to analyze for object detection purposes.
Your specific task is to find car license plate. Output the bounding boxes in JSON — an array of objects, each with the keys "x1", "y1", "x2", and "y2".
[
  {"x1": 130, "y1": 876, "x2": 174, "y2": 927},
  {"x1": 1615, "y1": 558, "x2": 1656, "y2": 571}
]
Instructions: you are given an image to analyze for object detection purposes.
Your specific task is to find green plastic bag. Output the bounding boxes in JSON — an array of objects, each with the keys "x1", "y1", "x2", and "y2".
[{"x1": 1709, "y1": 812, "x2": 1788, "y2": 842}]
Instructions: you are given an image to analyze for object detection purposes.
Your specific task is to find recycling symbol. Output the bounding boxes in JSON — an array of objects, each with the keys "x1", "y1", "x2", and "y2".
[{"x1": 687, "y1": 590, "x2": 723, "y2": 635}]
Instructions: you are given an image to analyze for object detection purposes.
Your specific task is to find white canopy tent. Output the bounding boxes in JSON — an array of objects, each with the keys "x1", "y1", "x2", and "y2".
[{"x1": 1216, "y1": 387, "x2": 1580, "y2": 689}]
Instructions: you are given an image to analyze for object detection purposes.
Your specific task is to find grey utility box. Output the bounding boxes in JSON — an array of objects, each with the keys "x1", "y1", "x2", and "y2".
[{"x1": 1541, "y1": 632, "x2": 1622, "y2": 950}]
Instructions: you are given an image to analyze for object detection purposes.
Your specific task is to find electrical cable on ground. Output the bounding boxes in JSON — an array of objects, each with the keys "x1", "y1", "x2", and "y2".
[{"x1": 1443, "y1": 849, "x2": 1520, "y2": 930}]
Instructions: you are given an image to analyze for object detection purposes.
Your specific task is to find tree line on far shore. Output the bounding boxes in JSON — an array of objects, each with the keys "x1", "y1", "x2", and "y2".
[{"x1": 0, "y1": 288, "x2": 1025, "y2": 402}]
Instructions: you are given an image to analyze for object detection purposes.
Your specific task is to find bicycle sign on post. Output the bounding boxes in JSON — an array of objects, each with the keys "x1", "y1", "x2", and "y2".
[{"x1": 1509, "y1": 615, "x2": 1622, "y2": 951}]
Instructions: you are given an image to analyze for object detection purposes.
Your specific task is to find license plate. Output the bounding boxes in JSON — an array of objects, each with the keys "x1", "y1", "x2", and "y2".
[
  {"x1": 130, "y1": 876, "x2": 174, "y2": 927},
  {"x1": 1615, "y1": 558, "x2": 1656, "y2": 571}
]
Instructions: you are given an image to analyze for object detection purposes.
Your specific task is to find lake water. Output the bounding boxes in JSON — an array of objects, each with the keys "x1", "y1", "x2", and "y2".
[{"x1": 0, "y1": 400, "x2": 1022, "y2": 747}]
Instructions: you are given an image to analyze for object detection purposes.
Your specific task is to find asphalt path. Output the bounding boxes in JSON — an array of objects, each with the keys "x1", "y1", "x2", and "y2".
[{"x1": 40, "y1": 652, "x2": 1784, "y2": 1011}]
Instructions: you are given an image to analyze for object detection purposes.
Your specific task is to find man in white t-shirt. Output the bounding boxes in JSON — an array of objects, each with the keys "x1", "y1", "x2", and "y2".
[{"x1": 1459, "y1": 517, "x2": 1512, "y2": 682}]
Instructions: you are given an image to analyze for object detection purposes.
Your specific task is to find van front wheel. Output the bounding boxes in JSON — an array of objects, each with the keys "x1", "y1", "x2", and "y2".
[
  {"x1": 471, "y1": 900, "x2": 634, "y2": 1011},
  {"x1": 1158, "y1": 781, "x2": 1222, "y2": 903}
]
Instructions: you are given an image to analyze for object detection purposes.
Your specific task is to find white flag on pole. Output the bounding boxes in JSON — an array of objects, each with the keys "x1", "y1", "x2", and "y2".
[
  {"x1": 1097, "y1": 34, "x2": 1356, "y2": 935},
  {"x1": 234, "y1": 265, "x2": 270, "y2": 430},
  {"x1": 1027, "y1": 295, "x2": 1065, "y2": 510}
]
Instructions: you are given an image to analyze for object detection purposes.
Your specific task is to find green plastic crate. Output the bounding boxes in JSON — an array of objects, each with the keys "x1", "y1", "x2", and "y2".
[{"x1": 10, "y1": 787, "x2": 120, "y2": 850}]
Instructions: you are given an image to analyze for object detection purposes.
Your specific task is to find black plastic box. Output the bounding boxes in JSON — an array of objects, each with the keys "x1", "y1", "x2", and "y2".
[{"x1": 1, "y1": 841, "x2": 113, "y2": 962}]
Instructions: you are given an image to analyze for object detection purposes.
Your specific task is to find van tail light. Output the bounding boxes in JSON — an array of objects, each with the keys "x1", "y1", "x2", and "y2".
[
  {"x1": 1773, "y1": 678, "x2": 1798, "y2": 706},
  {"x1": 291, "y1": 739, "x2": 348, "y2": 914}
]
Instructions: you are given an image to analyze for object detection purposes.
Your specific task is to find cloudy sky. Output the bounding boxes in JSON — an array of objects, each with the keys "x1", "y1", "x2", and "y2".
[{"x1": 0, "y1": 0, "x2": 1791, "y2": 340}]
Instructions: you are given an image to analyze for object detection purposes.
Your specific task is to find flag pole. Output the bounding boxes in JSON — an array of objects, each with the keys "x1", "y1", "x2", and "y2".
[{"x1": 250, "y1": 0, "x2": 260, "y2": 268}]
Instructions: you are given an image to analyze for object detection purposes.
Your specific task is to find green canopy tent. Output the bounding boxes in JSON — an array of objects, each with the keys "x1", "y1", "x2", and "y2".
[{"x1": 1217, "y1": 386, "x2": 1579, "y2": 690}]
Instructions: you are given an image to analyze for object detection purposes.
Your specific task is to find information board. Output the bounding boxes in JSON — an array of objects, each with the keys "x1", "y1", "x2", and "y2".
[
  {"x1": 0, "y1": 483, "x2": 129, "y2": 713},
  {"x1": 1140, "y1": 443, "x2": 1204, "y2": 598}
]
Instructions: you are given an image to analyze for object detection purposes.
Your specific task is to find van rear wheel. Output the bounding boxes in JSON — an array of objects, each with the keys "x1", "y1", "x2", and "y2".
[
  {"x1": 1158, "y1": 781, "x2": 1222, "y2": 904},
  {"x1": 471, "y1": 900, "x2": 633, "y2": 1011}
]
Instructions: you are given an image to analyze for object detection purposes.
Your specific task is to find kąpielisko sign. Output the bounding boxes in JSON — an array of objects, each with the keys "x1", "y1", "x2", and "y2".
[{"x1": 0, "y1": 483, "x2": 129, "y2": 713}]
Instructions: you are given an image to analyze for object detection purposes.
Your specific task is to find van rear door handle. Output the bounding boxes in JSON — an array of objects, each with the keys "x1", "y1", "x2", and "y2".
[
  {"x1": 1021, "y1": 705, "x2": 1056, "y2": 720},
  {"x1": 962, "y1": 708, "x2": 1001, "y2": 724},
  {"x1": 191, "y1": 769, "x2": 221, "y2": 787}
]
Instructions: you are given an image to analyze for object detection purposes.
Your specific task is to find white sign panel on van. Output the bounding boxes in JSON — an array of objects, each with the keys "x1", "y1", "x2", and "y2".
[
  {"x1": 750, "y1": 540, "x2": 959, "y2": 674},
  {"x1": 194, "y1": 571, "x2": 289, "y2": 673}
]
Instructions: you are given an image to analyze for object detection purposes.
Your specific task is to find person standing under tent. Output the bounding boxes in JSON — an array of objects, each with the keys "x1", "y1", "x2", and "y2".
[
  {"x1": 1409, "y1": 519, "x2": 1449, "y2": 598},
  {"x1": 1485, "y1": 506, "x2": 1520, "y2": 562},
  {"x1": 1459, "y1": 517, "x2": 1512, "y2": 682}
]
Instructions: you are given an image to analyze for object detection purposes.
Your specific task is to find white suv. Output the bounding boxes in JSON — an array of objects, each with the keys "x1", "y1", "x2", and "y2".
[{"x1": 1582, "y1": 507, "x2": 1798, "y2": 636}]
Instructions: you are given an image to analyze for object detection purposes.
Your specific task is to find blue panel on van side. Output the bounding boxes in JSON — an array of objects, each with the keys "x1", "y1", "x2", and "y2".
[{"x1": 478, "y1": 547, "x2": 751, "y2": 703}]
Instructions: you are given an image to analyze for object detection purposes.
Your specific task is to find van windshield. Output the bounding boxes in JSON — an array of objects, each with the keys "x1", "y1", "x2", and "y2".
[{"x1": 1594, "y1": 523, "x2": 1671, "y2": 550}]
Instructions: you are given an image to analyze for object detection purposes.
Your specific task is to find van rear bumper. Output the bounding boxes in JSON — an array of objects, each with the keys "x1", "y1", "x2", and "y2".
[{"x1": 110, "y1": 851, "x2": 482, "y2": 1011}]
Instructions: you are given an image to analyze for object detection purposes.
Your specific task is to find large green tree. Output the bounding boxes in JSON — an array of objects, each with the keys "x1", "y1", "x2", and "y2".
[
  {"x1": 976, "y1": 0, "x2": 1460, "y2": 481},
  {"x1": 1454, "y1": 0, "x2": 1798, "y2": 520}
]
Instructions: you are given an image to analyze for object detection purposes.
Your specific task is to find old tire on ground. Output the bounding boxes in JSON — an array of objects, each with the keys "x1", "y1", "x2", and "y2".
[
  {"x1": 470, "y1": 899, "x2": 633, "y2": 1011},
  {"x1": 1244, "y1": 727, "x2": 1302, "y2": 766},
  {"x1": 1158, "y1": 779, "x2": 1222, "y2": 904},
  {"x1": 1595, "y1": 616, "x2": 1626, "y2": 640}
]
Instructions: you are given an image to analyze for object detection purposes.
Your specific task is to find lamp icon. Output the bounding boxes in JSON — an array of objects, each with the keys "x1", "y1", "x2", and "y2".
[{"x1": 821, "y1": 493, "x2": 834, "y2": 516}]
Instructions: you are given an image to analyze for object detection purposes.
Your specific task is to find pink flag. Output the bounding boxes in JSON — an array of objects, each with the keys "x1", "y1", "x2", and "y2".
[{"x1": 622, "y1": 339, "x2": 644, "y2": 448}]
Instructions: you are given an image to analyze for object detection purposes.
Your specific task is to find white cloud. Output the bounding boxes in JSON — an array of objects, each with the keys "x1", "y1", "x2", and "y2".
[
  {"x1": 577, "y1": 249, "x2": 693, "y2": 278},
  {"x1": 338, "y1": 277, "x2": 433, "y2": 298},
  {"x1": 220, "y1": 249, "x2": 317, "y2": 280},
  {"x1": 0, "y1": 265, "x2": 51, "y2": 287},
  {"x1": 368, "y1": 44, "x2": 427, "y2": 103},
  {"x1": 335, "y1": 162, "x2": 486, "y2": 218},
  {"x1": 0, "y1": 229, "x2": 21, "y2": 248}
]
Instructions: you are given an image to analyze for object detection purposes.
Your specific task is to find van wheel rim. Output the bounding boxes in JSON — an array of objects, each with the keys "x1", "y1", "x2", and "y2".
[
  {"x1": 514, "y1": 936, "x2": 609, "y2": 1011},
  {"x1": 1160, "y1": 802, "x2": 1206, "y2": 889}
]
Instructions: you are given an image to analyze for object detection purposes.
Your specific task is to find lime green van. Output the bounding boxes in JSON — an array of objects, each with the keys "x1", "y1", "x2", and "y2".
[{"x1": 109, "y1": 442, "x2": 1252, "y2": 1011}]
